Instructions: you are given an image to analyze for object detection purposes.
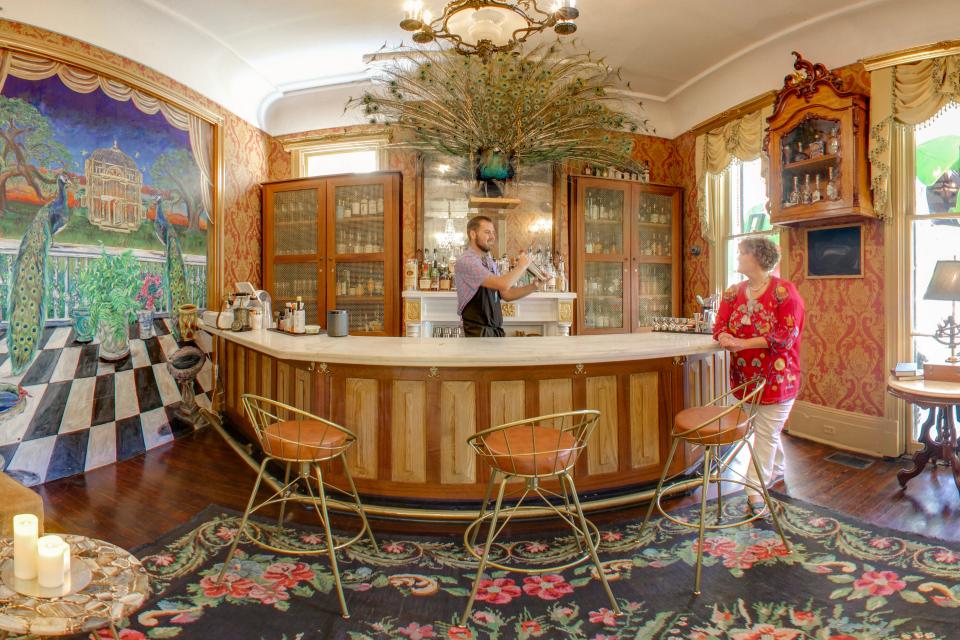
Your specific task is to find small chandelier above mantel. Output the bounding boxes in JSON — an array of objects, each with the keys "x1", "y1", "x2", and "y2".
[{"x1": 400, "y1": 0, "x2": 579, "y2": 58}]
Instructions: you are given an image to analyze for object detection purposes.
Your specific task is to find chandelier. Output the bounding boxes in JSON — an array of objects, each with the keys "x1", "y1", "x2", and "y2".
[{"x1": 400, "y1": 1, "x2": 579, "y2": 58}]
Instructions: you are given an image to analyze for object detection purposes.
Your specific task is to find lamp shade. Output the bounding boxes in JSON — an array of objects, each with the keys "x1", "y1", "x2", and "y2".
[{"x1": 924, "y1": 260, "x2": 960, "y2": 301}]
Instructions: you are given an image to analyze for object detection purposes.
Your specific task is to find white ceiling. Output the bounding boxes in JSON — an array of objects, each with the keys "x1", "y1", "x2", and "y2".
[{"x1": 0, "y1": 0, "x2": 953, "y2": 137}]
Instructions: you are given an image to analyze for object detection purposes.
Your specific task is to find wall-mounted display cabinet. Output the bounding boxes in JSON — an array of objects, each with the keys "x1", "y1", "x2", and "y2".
[
  {"x1": 570, "y1": 177, "x2": 682, "y2": 334},
  {"x1": 765, "y1": 52, "x2": 875, "y2": 226},
  {"x1": 261, "y1": 172, "x2": 401, "y2": 335}
]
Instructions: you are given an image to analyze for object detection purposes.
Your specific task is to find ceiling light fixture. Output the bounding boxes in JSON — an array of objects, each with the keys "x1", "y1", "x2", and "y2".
[{"x1": 400, "y1": 1, "x2": 579, "y2": 59}]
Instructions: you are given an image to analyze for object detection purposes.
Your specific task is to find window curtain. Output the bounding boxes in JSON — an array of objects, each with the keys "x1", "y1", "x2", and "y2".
[
  {"x1": 0, "y1": 48, "x2": 215, "y2": 225},
  {"x1": 869, "y1": 54, "x2": 960, "y2": 219},
  {"x1": 694, "y1": 105, "x2": 773, "y2": 241}
]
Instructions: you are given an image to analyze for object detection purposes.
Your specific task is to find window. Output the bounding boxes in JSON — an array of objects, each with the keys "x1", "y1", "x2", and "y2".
[
  {"x1": 908, "y1": 107, "x2": 960, "y2": 428},
  {"x1": 287, "y1": 137, "x2": 386, "y2": 178},
  {"x1": 722, "y1": 158, "x2": 779, "y2": 290}
]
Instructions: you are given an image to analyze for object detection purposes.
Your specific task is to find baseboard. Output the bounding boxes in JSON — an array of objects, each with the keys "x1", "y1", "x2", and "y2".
[{"x1": 785, "y1": 400, "x2": 901, "y2": 458}]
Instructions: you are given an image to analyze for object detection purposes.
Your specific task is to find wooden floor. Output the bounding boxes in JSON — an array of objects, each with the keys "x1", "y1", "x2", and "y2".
[{"x1": 35, "y1": 425, "x2": 960, "y2": 550}]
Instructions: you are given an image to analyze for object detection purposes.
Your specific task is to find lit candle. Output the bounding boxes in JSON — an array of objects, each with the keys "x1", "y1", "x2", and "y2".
[
  {"x1": 13, "y1": 514, "x2": 39, "y2": 580},
  {"x1": 37, "y1": 534, "x2": 67, "y2": 589}
]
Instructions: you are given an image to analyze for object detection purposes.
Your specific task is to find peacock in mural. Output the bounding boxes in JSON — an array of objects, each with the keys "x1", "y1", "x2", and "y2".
[
  {"x1": 7, "y1": 173, "x2": 70, "y2": 375},
  {"x1": 154, "y1": 196, "x2": 188, "y2": 341}
]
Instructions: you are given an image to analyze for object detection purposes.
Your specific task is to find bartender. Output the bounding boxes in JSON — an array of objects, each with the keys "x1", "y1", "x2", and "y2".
[{"x1": 455, "y1": 215, "x2": 542, "y2": 337}]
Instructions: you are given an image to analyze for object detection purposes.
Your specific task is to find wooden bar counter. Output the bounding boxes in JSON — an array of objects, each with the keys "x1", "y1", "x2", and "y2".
[{"x1": 205, "y1": 321, "x2": 727, "y2": 519}]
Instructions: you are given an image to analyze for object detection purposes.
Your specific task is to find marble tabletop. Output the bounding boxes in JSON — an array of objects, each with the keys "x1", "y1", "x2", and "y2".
[{"x1": 202, "y1": 320, "x2": 720, "y2": 367}]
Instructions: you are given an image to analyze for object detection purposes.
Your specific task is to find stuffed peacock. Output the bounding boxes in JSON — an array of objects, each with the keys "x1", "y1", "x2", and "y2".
[
  {"x1": 7, "y1": 173, "x2": 70, "y2": 375},
  {"x1": 154, "y1": 196, "x2": 188, "y2": 341}
]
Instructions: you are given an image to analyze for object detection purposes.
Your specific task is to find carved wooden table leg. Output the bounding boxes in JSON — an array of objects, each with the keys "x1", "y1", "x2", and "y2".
[
  {"x1": 942, "y1": 406, "x2": 960, "y2": 494},
  {"x1": 898, "y1": 405, "x2": 938, "y2": 488}
]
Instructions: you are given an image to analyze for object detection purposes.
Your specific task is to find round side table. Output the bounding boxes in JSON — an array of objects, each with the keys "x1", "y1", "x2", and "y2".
[
  {"x1": 0, "y1": 534, "x2": 150, "y2": 639},
  {"x1": 887, "y1": 376, "x2": 960, "y2": 495}
]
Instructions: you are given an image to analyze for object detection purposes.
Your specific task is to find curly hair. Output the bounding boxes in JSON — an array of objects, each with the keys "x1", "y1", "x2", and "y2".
[{"x1": 739, "y1": 236, "x2": 781, "y2": 272}]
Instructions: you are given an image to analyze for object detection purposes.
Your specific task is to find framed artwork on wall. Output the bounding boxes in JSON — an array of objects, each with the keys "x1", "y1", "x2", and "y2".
[{"x1": 805, "y1": 223, "x2": 863, "y2": 279}]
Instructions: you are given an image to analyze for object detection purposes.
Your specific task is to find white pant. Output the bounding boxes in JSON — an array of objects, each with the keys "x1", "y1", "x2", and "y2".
[{"x1": 745, "y1": 400, "x2": 794, "y2": 498}]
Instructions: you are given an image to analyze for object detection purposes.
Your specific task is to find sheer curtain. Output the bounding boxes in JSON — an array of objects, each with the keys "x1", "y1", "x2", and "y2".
[{"x1": 695, "y1": 105, "x2": 772, "y2": 292}]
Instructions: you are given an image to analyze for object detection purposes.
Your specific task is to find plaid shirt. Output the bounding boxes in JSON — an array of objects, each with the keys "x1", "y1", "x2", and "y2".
[{"x1": 455, "y1": 248, "x2": 499, "y2": 315}]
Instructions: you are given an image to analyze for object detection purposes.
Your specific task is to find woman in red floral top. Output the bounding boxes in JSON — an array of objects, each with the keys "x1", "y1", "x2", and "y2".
[{"x1": 713, "y1": 236, "x2": 804, "y2": 514}]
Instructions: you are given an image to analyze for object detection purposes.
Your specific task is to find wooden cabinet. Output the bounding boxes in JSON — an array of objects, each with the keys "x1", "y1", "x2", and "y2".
[
  {"x1": 570, "y1": 177, "x2": 682, "y2": 334},
  {"x1": 765, "y1": 52, "x2": 874, "y2": 226},
  {"x1": 262, "y1": 172, "x2": 401, "y2": 335}
]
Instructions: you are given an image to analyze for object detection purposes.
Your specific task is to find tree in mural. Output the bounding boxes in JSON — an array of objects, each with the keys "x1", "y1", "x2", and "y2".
[
  {"x1": 0, "y1": 96, "x2": 71, "y2": 212},
  {"x1": 151, "y1": 148, "x2": 203, "y2": 232}
]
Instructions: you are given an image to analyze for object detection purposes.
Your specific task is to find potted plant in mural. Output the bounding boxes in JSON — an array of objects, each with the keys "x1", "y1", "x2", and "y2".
[
  {"x1": 135, "y1": 273, "x2": 163, "y2": 339},
  {"x1": 70, "y1": 265, "x2": 96, "y2": 344},
  {"x1": 77, "y1": 249, "x2": 142, "y2": 361}
]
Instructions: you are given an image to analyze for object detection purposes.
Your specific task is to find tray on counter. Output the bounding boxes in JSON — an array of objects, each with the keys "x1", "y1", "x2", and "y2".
[{"x1": 267, "y1": 328, "x2": 324, "y2": 337}]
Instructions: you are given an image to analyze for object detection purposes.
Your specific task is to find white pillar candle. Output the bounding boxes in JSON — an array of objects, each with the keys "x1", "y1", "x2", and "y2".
[
  {"x1": 13, "y1": 514, "x2": 39, "y2": 580},
  {"x1": 37, "y1": 535, "x2": 66, "y2": 589},
  {"x1": 62, "y1": 540, "x2": 71, "y2": 581}
]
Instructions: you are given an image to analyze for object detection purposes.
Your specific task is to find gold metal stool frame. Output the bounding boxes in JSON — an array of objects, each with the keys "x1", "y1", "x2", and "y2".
[
  {"x1": 460, "y1": 409, "x2": 619, "y2": 626},
  {"x1": 639, "y1": 378, "x2": 790, "y2": 596},
  {"x1": 217, "y1": 394, "x2": 378, "y2": 619}
]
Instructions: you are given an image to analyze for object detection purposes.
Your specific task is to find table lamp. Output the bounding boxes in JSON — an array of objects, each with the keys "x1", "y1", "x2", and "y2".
[{"x1": 923, "y1": 259, "x2": 960, "y2": 369}]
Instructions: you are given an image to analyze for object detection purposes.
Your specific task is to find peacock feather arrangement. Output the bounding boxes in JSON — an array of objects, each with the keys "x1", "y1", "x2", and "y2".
[
  {"x1": 352, "y1": 41, "x2": 650, "y2": 173},
  {"x1": 154, "y1": 196, "x2": 188, "y2": 341},
  {"x1": 7, "y1": 173, "x2": 70, "y2": 375}
]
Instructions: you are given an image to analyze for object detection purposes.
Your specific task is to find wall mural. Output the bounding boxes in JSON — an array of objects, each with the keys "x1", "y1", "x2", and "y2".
[
  {"x1": 0, "y1": 72, "x2": 208, "y2": 356},
  {"x1": 0, "y1": 50, "x2": 214, "y2": 484}
]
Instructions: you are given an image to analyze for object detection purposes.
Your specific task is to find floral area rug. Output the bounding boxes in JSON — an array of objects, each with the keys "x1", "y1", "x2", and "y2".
[{"x1": 112, "y1": 493, "x2": 960, "y2": 640}]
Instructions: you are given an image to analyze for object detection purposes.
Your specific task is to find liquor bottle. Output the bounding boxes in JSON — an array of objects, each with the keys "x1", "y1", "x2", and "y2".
[
  {"x1": 419, "y1": 257, "x2": 431, "y2": 291},
  {"x1": 557, "y1": 254, "x2": 567, "y2": 292},
  {"x1": 807, "y1": 132, "x2": 824, "y2": 158},
  {"x1": 801, "y1": 174, "x2": 812, "y2": 205},
  {"x1": 788, "y1": 176, "x2": 800, "y2": 205},
  {"x1": 826, "y1": 126, "x2": 840, "y2": 155},
  {"x1": 794, "y1": 141, "x2": 808, "y2": 162},
  {"x1": 811, "y1": 174, "x2": 822, "y2": 203},
  {"x1": 439, "y1": 267, "x2": 451, "y2": 291},
  {"x1": 430, "y1": 263, "x2": 440, "y2": 291},
  {"x1": 826, "y1": 166, "x2": 840, "y2": 200},
  {"x1": 545, "y1": 259, "x2": 556, "y2": 292}
]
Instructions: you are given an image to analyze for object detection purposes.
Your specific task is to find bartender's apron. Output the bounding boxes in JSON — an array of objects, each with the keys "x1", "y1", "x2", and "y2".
[{"x1": 461, "y1": 285, "x2": 505, "y2": 337}]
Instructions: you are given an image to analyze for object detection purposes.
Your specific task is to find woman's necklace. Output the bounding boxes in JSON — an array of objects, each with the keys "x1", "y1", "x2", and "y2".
[{"x1": 748, "y1": 276, "x2": 770, "y2": 294}]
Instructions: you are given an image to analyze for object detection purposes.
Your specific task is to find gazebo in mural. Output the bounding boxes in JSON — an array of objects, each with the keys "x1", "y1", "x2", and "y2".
[{"x1": 82, "y1": 141, "x2": 144, "y2": 232}]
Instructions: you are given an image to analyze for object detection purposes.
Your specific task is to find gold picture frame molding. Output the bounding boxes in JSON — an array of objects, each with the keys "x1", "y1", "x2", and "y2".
[{"x1": 0, "y1": 27, "x2": 226, "y2": 324}]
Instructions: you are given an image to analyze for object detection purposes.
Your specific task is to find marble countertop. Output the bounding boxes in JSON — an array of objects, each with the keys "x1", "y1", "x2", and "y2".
[
  {"x1": 402, "y1": 291, "x2": 577, "y2": 299},
  {"x1": 202, "y1": 321, "x2": 719, "y2": 367}
]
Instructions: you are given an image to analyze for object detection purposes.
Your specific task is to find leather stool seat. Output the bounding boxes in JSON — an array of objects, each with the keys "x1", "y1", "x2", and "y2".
[
  {"x1": 263, "y1": 420, "x2": 350, "y2": 461},
  {"x1": 673, "y1": 406, "x2": 750, "y2": 445},
  {"x1": 482, "y1": 425, "x2": 578, "y2": 476}
]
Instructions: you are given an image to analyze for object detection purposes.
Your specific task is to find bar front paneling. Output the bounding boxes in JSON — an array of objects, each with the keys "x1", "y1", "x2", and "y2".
[{"x1": 211, "y1": 328, "x2": 729, "y2": 514}]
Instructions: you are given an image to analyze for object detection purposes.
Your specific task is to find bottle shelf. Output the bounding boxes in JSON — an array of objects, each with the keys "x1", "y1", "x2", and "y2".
[
  {"x1": 782, "y1": 153, "x2": 839, "y2": 173},
  {"x1": 584, "y1": 218, "x2": 625, "y2": 225},
  {"x1": 336, "y1": 295, "x2": 385, "y2": 303},
  {"x1": 338, "y1": 215, "x2": 384, "y2": 223},
  {"x1": 635, "y1": 221, "x2": 671, "y2": 229},
  {"x1": 636, "y1": 256, "x2": 673, "y2": 263}
]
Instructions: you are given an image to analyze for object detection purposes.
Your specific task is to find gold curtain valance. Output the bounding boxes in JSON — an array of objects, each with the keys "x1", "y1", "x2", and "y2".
[
  {"x1": 694, "y1": 105, "x2": 772, "y2": 241},
  {"x1": 869, "y1": 54, "x2": 960, "y2": 219}
]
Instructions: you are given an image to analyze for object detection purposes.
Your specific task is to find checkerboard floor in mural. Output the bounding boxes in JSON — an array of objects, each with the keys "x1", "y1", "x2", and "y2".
[{"x1": 0, "y1": 318, "x2": 213, "y2": 486}]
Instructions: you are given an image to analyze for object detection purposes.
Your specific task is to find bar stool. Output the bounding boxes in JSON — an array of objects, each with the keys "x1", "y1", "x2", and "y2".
[
  {"x1": 217, "y1": 393, "x2": 377, "y2": 619},
  {"x1": 639, "y1": 378, "x2": 790, "y2": 596},
  {"x1": 460, "y1": 410, "x2": 619, "y2": 625}
]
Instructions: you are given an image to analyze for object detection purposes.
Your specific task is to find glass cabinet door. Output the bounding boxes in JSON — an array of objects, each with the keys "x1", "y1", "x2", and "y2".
[
  {"x1": 272, "y1": 189, "x2": 318, "y2": 256},
  {"x1": 327, "y1": 177, "x2": 395, "y2": 336},
  {"x1": 273, "y1": 262, "x2": 321, "y2": 324},
  {"x1": 632, "y1": 189, "x2": 677, "y2": 329},
  {"x1": 578, "y1": 181, "x2": 629, "y2": 333}
]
